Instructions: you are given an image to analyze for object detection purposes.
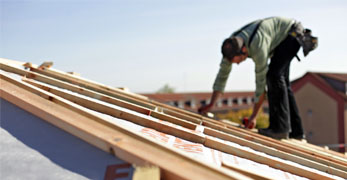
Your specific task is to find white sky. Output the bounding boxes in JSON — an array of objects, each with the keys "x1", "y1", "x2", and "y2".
[{"x1": 1, "y1": 0, "x2": 347, "y2": 93}]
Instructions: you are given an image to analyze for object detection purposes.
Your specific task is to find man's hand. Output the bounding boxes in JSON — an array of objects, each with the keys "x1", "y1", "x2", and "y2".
[
  {"x1": 197, "y1": 91, "x2": 221, "y2": 116},
  {"x1": 245, "y1": 92, "x2": 265, "y2": 129},
  {"x1": 245, "y1": 116, "x2": 256, "y2": 129},
  {"x1": 198, "y1": 104, "x2": 213, "y2": 115}
]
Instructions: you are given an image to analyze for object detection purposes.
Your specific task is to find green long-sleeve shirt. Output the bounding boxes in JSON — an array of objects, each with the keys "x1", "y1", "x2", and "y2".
[{"x1": 213, "y1": 17, "x2": 295, "y2": 102}]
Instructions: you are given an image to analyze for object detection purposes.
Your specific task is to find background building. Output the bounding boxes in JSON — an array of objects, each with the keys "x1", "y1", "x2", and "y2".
[
  {"x1": 142, "y1": 91, "x2": 268, "y2": 114},
  {"x1": 292, "y1": 72, "x2": 347, "y2": 152}
]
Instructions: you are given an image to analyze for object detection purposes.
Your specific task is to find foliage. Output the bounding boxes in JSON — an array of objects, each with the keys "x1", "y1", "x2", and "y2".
[
  {"x1": 215, "y1": 108, "x2": 269, "y2": 129},
  {"x1": 156, "y1": 84, "x2": 175, "y2": 94}
]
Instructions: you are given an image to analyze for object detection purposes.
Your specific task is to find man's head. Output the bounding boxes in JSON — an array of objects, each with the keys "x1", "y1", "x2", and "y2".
[{"x1": 221, "y1": 36, "x2": 248, "y2": 64}]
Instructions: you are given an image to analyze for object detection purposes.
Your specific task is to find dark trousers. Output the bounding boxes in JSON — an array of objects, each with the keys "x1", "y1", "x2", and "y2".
[{"x1": 267, "y1": 35, "x2": 304, "y2": 137}]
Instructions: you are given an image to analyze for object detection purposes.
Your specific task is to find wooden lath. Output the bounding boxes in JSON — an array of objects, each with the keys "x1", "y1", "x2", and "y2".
[
  {"x1": 1, "y1": 58, "x2": 346, "y2": 179},
  {"x1": 0, "y1": 62, "x2": 199, "y2": 130},
  {"x1": 290, "y1": 139, "x2": 347, "y2": 158},
  {"x1": 0, "y1": 73, "x2": 344, "y2": 179},
  {"x1": 22, "y1": 61, "x2": 155, "y2": 107},
  {"x1": 1, "y1": 60, "x2": 346, "y2": 168},
  {"x1": 1, "y1": 73, "x2": 255, "y2": 180},
  {"x1": 23, "y1": 78, "x2": 205, "y2": 144},
  {"x1": 282, "y1": 139, "x2": 347, "y2": 164},
  {"x1": 16, "y1": 59, "x2": 346, "y2": 162},
  {"x1": 202, "y1": 120, "x2": 347, "y2": 172},
  {"x1": 22, "y1": 76, "x2": 347, "y2": 178}
]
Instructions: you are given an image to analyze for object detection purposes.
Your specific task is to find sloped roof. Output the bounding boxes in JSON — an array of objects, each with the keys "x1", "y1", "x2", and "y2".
[
  {"x1": 292, "y1": 72, "x2": 347, "y2": 101},
  {"x1": 1, "y1": 58, "x2": 347, "y2": 180},
  {"x1": 317, "y1": 72, "x2": 347, "y2": 82}
]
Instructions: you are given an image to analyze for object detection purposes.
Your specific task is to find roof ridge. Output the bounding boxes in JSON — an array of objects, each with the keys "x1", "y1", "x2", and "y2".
[{"x1": 307, "y1": 72, "x2": 347, "y2": 82}]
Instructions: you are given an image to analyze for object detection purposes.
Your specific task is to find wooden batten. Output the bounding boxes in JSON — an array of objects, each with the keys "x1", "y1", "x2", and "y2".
[
  {"x1": 132, "y1": 166, "x2": 160, "y2": 180},
  {"x1": 22, "y1": 62, "x2": 201, "y2": 120},
  {"x1": 2, "y1": 60, "x2": 347, "y2": 174},
  {"x1": 221, "y1": 161, "x2": 278, "y2": 180},
  {"x1": 202, "y1": 116, "x2": 347, "y2": 164},
  {"x1": 0, "y1": 73, "x2": 252, "y2": 180},
  {"x1": 29, "y1": 59, "x2": 150, "y2": 101},
  {"x1": 18, "y1": 76, "x2": 346, "y2": 179},
  {"x1": 10, "y1": 60, "x2": 203, "y2": 123},
  {"x1": 163, "y1": 108, "x2": 202, "y2": 125},
  {"x1": 23, "y1": 78, "x2": 204, "y2": 144},
  {"x1": 204, "y1": 127, "x2": 347, "y2": 178},
  {"x1": 149, "y1": 111, "x2": 197, "y2": 130},
  {"x1": 23, "y1": 77, "x2": 347, "y2": 178},
  {"x1": 2, "y1": 58, "x2": 347, "y2": 179},
  {"x1": 204, "y1": 136, "x2": 336, "y2": 180},
  {"x1": 283, "y1": 139, "x2": 347, "y2": 164},
  {"x1": 202, "y1": 120, "x2": 347, "y2": 173},
  {"x1": 163, "y1": 106, "x2": 347, "y2": 169},
  {"x1": 26, "y1": 65, "x2": 155, "y2": 108},
  {"x1": 151, "y1": 99, "x2": 202, "y2": 119},
  {"x1": 0, "y1": 62, "x2": 197, "y2": 131},
  {"x1": 1, "y1": 72, "x2": 292, "y2": 179},
  {"x1": 285, "y1": 139, "x2": 347, "y2": 159}
]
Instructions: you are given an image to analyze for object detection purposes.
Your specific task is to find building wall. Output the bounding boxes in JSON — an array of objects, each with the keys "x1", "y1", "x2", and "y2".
[{"x1": 294, "y1": 83, "x2": 339, "y2": 145}]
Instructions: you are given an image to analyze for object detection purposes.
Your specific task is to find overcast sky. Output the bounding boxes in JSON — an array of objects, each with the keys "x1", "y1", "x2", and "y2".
[{"x1": 2, "y1": 0, "x2": 347, "y2": 93}]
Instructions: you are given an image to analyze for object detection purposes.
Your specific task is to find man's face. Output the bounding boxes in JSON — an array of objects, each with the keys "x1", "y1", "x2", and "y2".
[{"x1": 227, "y1": 46, "x2": 247, "y2": 64}]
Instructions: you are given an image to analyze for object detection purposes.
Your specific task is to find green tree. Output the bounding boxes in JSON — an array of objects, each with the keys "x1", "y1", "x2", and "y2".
[{"x1": 156, "y1": 84, "x2": 175, "y2": 94}]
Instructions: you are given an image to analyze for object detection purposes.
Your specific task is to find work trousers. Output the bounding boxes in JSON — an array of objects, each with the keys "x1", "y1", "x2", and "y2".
[{"x1": 267, "y1": 35, "x2": 304, "y2": 137}]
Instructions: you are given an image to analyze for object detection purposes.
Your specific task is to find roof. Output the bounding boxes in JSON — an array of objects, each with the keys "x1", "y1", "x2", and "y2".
[
  {"x1": 317, "y1": 72, "x2": 347, "y2": 82},
  {"x1": 1, "y1": 58, "x2": 347, "y2": 180}
]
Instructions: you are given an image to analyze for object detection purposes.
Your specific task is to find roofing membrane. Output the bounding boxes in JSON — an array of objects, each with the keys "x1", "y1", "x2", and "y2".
[{"x1": 1, "y1": 58, "x2": 346, "y2": 180}]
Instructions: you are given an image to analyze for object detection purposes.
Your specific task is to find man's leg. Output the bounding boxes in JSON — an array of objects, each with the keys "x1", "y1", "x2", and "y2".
[
  {"x1": 284, "y1": 67, "x2": 305, "y2": 138},
  {"x1": 266, "y1": 58, "x2": 291, "y2": 133},
  {"x1": 262, "y1": 35, "x2": 300, "y2": 137}
]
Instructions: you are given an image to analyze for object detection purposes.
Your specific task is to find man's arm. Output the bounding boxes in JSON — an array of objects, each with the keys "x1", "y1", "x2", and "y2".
[
  {"x1": 246, "y1": 92, "x2": 265, "y2": 129},
  {"x1": 248, "y1": 45, "x2": 269, "y2": 128},
  {"x1": 198, "y1": 90, "x2": 222, "y2": 115},
  {"x1": 199, "y1": 58, "x2": 231, "y2": 115}
]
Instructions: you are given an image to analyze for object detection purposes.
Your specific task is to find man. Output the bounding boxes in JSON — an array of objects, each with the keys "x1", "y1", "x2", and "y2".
[{"x1": 199, "y1": 17, "x2": 317, "y2": 140}]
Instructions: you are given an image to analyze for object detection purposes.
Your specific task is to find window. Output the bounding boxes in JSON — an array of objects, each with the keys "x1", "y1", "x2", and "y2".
[
  {"x1": 307, "y1": 109, "x2": 313, "y2": 117},
  {"x1": 200, "y1": 100, "x2": 206, "y2": 106},
  {"x1": 222, "y1": 99, "x2": 228, "y2": 105},
  {"x1": 242, "y1": 97, "x2": 247, "y2": 104},
  {"x1": 185, "y1": 101, "x2": 191, "y2": 107},
  {"x1": 185, "y1": 100, "x2": 196, "y2": 108}
]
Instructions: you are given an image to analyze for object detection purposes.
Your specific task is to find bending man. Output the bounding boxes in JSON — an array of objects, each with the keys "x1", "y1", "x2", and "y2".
[{"x1": 199, "y1": 17, "x2": 317, "y2": 140}]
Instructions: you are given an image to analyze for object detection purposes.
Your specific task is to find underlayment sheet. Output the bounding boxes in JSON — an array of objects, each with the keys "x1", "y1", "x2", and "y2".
[{"x1": 0, "y1": 98, "x2": 134, "y2": 180}]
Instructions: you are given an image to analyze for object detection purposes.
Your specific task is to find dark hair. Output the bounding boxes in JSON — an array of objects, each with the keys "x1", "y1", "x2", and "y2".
[{"x1": 221, "y1": 37, "x2": 244, "y2": 60}]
